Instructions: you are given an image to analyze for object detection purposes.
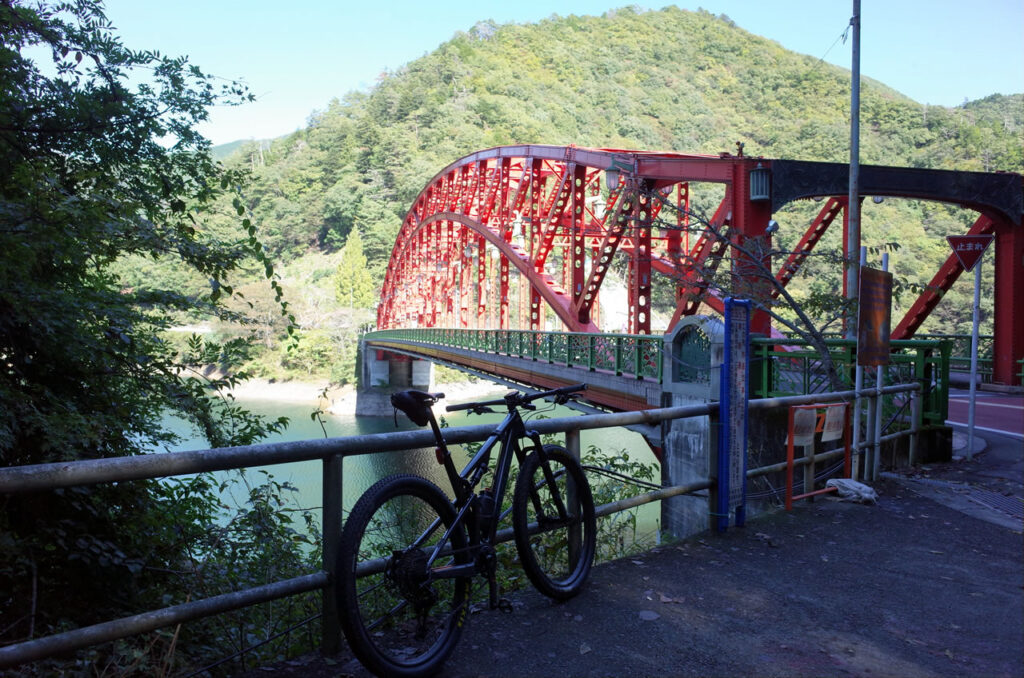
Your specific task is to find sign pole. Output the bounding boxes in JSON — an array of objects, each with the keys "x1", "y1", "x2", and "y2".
[
  {"x1": 717, "y1": 298, "x2": 750, "y2": 532},
  {"x1": 967, "y1": 258, "x2": 982, "y2": 461},
  {"x1": 845, "y1": 0, "x2": 861, "y2": 340},
  {"x1": 851, "y1": 246, "x2": 867, "y2": 480},
  {"x1": 945, "y1": 233, "x2": 993, "y2": 462},
  {"x1": 871, "y1": 252, "x2": 889, "y2": 480}
]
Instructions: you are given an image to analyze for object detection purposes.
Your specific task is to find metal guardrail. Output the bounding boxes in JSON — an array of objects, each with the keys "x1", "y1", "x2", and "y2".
[
  {"x1": 366, "y1": 328, "x2": 663, "y2": 382},
  {"x1": 751, "y1": 337, "x2": 950, "y2": 428},
  {"x1": 916, "y1": 333, "x2": 993, "y2": 382},
  {"x1": 828, "y1": 332, "x2": 991, "y2": 382},
  {"x1": 0, "y1": 385, "x2": 922, "y2": 669},
  {"x1": 367, "y1": 329, "x2": 950, "y2": 426}
]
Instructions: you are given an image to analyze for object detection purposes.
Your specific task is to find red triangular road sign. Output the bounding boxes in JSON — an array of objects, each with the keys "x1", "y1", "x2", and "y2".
[{"x1": 947, "y1": 235, "x2": 994, "y2": 272}]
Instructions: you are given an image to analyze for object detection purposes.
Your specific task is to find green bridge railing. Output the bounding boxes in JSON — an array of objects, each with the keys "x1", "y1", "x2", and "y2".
[
  {"x1": 365, "y1": 328, "x2": 664, "y2": 382},
  {"x1": 915, "y1": 333, "x2": 992, "y2": 382},
  {"x1": 364, "y1": 328, "x2": 952, "y2": 430},
  {"x1": 751, "y1": 337, "x2": 951, "y2": 431},
  {"x1": 824, "y1": 333, "x2": 990, "y2": 383}
]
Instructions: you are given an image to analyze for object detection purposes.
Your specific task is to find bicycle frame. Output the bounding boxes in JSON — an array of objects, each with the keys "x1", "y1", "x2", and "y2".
[{"x1": 418, "y1": 401, "x2": 540, "y2": 580}]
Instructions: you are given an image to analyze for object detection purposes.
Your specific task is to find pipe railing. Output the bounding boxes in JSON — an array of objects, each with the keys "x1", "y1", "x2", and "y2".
[{"x1": 0, "y1": 383, "x2": 921, "y2": 668}]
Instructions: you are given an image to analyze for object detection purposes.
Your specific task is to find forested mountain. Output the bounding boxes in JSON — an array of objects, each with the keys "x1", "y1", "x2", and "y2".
[
  {"x1": 148, "y1": 6, "x2": 1021, "y2": 377},
  {"x1": 230, "y1": 7, "x2": 1018, "y2": 254}
]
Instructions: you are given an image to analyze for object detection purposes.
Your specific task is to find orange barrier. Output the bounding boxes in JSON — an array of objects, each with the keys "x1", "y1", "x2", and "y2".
[{"x1": 785, "y1": 403, "x2": 851, "y2": 510}]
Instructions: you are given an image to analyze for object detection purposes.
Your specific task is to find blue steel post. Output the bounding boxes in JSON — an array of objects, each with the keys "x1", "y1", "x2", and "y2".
[{"x1": 716, "y1": 298, "x2": 751, "y2": 531}]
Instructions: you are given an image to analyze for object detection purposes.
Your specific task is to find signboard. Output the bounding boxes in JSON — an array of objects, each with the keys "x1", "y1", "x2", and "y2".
[
  {"x1": 725, "y1": 302, "x2": 748, "y2": 509},
  {"x1": 857, "y1": 266, "x2": 893, "y2": 367},
  {"x1": 717, "y1": 298, "x2": 750, "y2": 531},
  {"x1": 821, "y1": 405, "x2": 845, "y2": 442},
  {"x1": 947, "y1": 235, "x2": 994, "y2": 273},
  {"x1": 790, "y1": 408, "x2": 816, "y2": 447}
]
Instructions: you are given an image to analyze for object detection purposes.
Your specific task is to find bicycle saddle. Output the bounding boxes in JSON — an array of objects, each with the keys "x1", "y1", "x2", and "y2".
[{"x1": 391, "y1": 390, "x2": 443, "y2": 427}]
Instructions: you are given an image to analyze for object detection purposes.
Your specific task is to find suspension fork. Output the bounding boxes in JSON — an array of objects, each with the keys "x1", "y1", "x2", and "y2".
[
  {"x1": 525, "y1": 429, "x2": 583, "y2": 564},
  {"x1": 523, "y1": 430, "x2": 572, "y2": 522}
]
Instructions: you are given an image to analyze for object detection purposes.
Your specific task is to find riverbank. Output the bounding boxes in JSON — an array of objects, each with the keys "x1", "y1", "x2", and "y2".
[
  {"x1": 227, "y1": 378, "x2": 338, "y2": 404},
  {"x1": 228, "y1": 378, "x2": 506, "y2": 415}
]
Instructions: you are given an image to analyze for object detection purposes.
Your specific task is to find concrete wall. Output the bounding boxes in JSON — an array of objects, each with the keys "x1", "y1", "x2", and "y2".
[
  {"x1": 659, "y1": 317, "x2": 724, "y2": 539},
  {"x1": 660, "y1": 392, "x2": 716, "y2": 537}
]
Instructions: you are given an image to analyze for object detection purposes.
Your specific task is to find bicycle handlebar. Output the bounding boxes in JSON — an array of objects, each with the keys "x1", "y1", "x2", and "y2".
[{"x1": 445, "y1": 383, "x2": 587, "y2": 413}]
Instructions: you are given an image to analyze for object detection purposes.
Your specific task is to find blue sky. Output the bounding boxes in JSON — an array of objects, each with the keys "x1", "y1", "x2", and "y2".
[{"x1": 102, "y1": 0, "x2": 1023, "y2": 145}]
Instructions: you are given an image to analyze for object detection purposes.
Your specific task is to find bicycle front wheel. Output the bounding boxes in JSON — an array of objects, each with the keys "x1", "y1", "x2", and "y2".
[
  {"x1": 512, "y1": 444, "x2": 596, "y2": 600},
  {"x1": 336, "y1": 474, "x2": 471, "y2": 678}
]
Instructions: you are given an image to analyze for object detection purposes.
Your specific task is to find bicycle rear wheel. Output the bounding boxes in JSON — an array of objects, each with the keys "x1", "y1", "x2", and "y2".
[
  {"x1": 336, "y1": 474, "x2": 471, "y2": 678},
  {"x1": 512, "y1": 444, "x2": 596, "y2": 600}
]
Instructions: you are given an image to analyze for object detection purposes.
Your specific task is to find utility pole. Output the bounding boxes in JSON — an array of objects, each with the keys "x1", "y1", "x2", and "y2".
[{"x1": 845, "y1": 0, "x2": 861, "y2": 339}]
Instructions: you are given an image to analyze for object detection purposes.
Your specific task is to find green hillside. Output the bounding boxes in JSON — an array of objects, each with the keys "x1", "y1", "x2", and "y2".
[
  {"x1": 230, "y1": 8, "x2": 1018, "y2": 252},
  {"x1": 210, "y1": 138, "x2": 249, "y2": 161},
  {"x1": 134, "y1": 6, "x2": 1021, "y2": 378}
]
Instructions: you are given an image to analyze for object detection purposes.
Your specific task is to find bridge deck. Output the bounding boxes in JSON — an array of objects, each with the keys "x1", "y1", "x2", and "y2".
[{"x1": 366, "y1": 337, "x2": 664, "y2": 412}]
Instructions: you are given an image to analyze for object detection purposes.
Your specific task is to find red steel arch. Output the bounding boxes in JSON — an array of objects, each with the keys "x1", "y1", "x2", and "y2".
[
  {"x1": 378, "y1": 145, "x2": 772, "y2": 335},
  {"x1": 377, "y1": 145, "x2": 1023, "y2": 385}
]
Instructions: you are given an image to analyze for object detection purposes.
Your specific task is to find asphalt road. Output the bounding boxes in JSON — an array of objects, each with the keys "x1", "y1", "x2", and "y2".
[{"x1": 947, "y1": 387, "x2": 1024, "y2": 438}]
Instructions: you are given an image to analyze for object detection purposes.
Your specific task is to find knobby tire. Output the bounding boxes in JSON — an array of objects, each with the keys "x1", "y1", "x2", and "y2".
[
  {"x1": 336, "y1": 474, "x2": 471, "y2": 678},
  {"x1": 512, "y1": 444, "x2": 596, "y2": 600}
]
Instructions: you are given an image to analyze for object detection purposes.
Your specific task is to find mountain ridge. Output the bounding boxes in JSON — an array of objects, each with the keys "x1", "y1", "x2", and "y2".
[{"x1": 177, "y1": 6, "x2": 1021, "y2": 344}]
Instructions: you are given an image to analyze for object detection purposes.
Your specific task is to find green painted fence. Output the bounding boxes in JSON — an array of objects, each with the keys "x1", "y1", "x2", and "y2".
[
  {"x1": 365, "y1": 328, "x2": 951, "y2": 430},
  {"x1": 751, "y1": 337, "x2": 951, "y2": 430},
  {"x1": 365, "y1": 328, "x2": 664, "y2": 382}
]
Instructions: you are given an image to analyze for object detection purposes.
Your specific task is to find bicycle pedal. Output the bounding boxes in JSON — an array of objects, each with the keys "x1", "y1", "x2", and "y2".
[{"x1": 495, "y1": 598, "x2": 514, "y2": 614}]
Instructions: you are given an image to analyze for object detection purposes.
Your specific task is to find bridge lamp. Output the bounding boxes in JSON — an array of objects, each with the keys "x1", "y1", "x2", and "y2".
[
  {"x1": 509, "y1": 213, "x2": 524, "y2": 239},
  {"x1": 872, "y1": 196, "x2": 884, "y2": 204},
  {"x1": 749, "y1": 163, "x2": 771, "y2": 201},
  {"x1": 765, "y1": 219, "x2": 779, "y2": 235},
  {"x1": 605, "y1": 169, "x2": 620, "y2": 191}
]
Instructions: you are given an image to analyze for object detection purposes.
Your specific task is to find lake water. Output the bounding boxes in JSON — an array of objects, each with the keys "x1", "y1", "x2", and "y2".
[{"x1": 166, "y1": 393, "x2": 661, "y2": 546}]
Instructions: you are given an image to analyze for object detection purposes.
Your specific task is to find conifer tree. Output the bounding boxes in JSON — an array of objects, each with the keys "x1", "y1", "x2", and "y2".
[{"x1": 334, "y1": 227, "x2": 376, "y2": 310}]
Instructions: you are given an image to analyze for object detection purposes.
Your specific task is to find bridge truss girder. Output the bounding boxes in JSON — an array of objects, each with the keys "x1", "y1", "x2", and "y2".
[{"x1": 378, "y1": 145, "x2": 1023, "y2": 385}]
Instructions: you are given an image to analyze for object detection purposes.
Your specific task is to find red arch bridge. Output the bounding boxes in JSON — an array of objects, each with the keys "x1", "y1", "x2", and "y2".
[{"x1": 369, "y1": 145, "x2": 1023, "y2": 400}]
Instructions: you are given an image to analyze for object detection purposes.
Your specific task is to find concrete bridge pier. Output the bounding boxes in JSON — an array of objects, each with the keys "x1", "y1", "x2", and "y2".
[
  {"x1": 659, "y1": 317, "x2": 724, "y2": 540},
  {"x1": 355, "y1": 343, "x2": 435, "y2": 416}
]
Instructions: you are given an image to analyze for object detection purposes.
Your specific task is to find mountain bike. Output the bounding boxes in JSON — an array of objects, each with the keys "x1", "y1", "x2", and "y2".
[{"x1": 336, "y1": 383, "x2": 596, "y2": 677}]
